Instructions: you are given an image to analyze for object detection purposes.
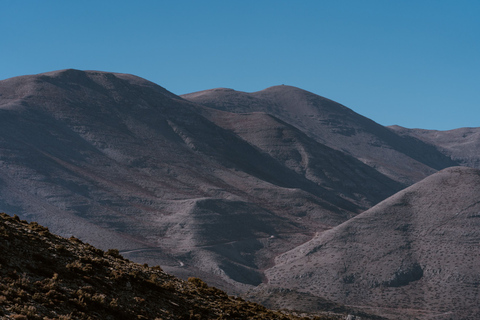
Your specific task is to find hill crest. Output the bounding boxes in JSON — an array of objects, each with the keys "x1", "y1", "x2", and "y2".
[
  {"x1": 183, "y1": 85, "x2": 458, "y2": 185},
  {"x1": 262, "y1": 166, "x2": 480, "y2": 319}
]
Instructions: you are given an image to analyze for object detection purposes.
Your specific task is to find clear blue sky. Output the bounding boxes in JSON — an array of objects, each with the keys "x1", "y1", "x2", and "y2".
[{"x1": 1, "y1": 1, "x2": 479, "y2": 130}]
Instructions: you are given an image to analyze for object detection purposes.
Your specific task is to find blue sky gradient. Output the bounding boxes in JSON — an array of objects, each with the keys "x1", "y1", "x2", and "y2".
[{"x1": 1, "y1": 1, "x2": 479, "y2": 130}]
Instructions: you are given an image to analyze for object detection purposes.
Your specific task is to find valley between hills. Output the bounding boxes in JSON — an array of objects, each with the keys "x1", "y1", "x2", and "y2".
[{"x1": 0, "y1": 69, "x2": 479, "y2": 319}]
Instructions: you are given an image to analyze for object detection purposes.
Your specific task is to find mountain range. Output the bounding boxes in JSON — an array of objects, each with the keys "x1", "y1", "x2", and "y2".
[{"x1": 1, "y1": 69, "x2": 479, "y2": 319}]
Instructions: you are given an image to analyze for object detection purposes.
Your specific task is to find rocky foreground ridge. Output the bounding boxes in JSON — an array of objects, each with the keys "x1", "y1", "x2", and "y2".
[{"x1": 0, "y1": 212, "x2": 362, "y2": 319}]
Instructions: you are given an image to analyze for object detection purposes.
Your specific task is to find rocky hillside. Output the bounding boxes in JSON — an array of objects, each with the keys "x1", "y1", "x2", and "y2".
[
  {"x1": 389, "y1": 125, "x2": 480, "y2": 169},
  {"x1": 0, "y1": 212, "x2": 347, "y2": 320},
  {"x1": 259, "y1": 167, "x2": 480, "y2": 319},
  {"x1": 182, "y1": 86, "x2": 458, "y2": 185},
  {"x1": 0, "y1": 69, "x2": 403, "y2": 292}
]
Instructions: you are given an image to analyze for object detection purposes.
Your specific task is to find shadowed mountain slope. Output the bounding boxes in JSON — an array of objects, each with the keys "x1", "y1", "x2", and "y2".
[
  {"x1": 0, "y1": 212, "x2": 345, "y2": 320},
  {"x1": 389, "y1": 125, "x2": 480, "y2": 169},
  {"x1": 260, "y1": 167, "x2": 480, "y2": 319},
  {"x1": 200, "y1": 109, "x2": 404, "y2": 210},
  {"x1": 182, "y1": 86, "x2": 458, "y2": 184},
  {"x1": 0, "y1": 69, "x2": 404, "y2": 292}
]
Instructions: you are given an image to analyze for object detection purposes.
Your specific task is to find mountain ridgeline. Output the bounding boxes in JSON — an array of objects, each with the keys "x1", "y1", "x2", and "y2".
[{"x1": 1, "y1": 69, "x2": 479, "y2": 319}]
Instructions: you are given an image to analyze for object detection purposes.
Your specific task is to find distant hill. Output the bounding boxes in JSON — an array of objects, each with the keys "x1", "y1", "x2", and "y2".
[
  {"x1": 183, "y1": 86, "x2": 458, "y2": 185},
  {"x1": 389, "y1": 125, "x2": 480, "y2": 169},
  {"x1": 198, "y1": 109, "x2": 404, "y2": 210},
  {"x1": 0, "y1": 212, "x2": 344, "y2": 319},
  {"x1": 260, "y1": 167, "x2": 480, "y2": 319}
]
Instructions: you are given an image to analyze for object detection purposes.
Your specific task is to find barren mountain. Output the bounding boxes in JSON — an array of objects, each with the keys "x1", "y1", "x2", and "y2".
[
  {"x1": 389, "y1": 125, "x2": 480, "y2": 169},
  {"x1": 2, "y1": 69, "x2": 479, "y2": 318},
  {"x1": 182, "y1": 86, "x2": 458, "y2": 184},
  {"x1": 0, "y1": 69, "x2": 401, "y2": 293},
  {"x1": 199, "y1": 109, "x2": 404, "y2": 210},
  {"x1": 260, "y1": 167, "x2": 480, "y2": 319}
]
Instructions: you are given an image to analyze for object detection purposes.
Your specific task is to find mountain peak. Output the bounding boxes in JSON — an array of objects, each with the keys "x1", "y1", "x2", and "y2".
[
  {"x1": 0, "y1": 69, "x2": 180, "y2": 112},
  {"x1": 38, "y1": 69, "x2": 157, "y2": 88},
  {"x1": 183, "y1": 83, "x2": 458, "y2": 185},
  {"x1": 256, "y1": 84, "x2": 310, "y2": 93}
]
